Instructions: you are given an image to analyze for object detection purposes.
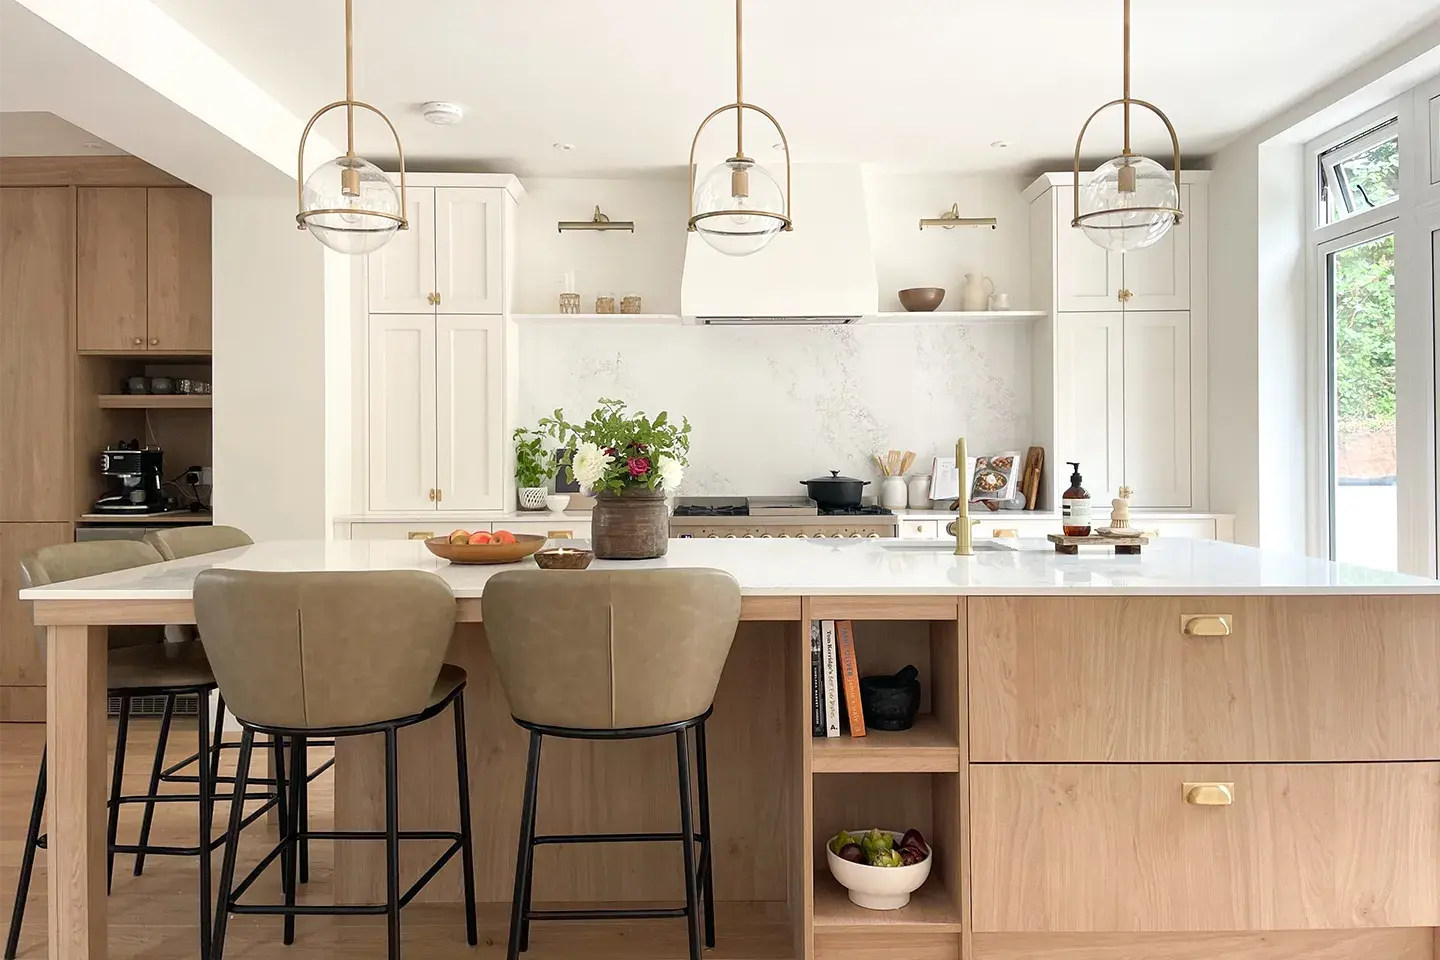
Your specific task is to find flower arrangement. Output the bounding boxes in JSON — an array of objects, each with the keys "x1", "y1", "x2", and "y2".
[{"x1": 539, "y1": 398, "x2": 691, "y2": 495}]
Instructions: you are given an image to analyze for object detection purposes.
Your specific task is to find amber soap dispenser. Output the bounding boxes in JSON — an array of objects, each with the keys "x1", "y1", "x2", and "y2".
[{"x1": 1062, "y1": 461, "x2": 1092, "y2": 536}]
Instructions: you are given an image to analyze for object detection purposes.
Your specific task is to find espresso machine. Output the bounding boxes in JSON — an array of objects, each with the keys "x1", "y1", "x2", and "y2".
[{"x1": 93, "y1": 442, "x2": 166, "y2": 514}]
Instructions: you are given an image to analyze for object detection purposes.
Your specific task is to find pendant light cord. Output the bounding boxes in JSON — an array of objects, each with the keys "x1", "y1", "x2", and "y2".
[
  {"x1": 734, "y1": 0, "x2": 745, "y2": 159},
  {"x1": 344, "y1": 0, "x2": 355, "y2": 157},
  {"x1": 1121, "y1": 0, "x2": 1131, "y2": 156}
]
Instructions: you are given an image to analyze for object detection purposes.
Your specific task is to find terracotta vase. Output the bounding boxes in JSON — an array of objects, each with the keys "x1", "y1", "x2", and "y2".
[{"x1": 592, "y1": 486, "x2": 669, "y2": 559}]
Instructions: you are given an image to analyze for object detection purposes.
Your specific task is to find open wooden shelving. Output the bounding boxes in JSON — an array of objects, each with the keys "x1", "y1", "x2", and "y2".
[
  {"x1": 97, "y1": 393, "x2": 210, "y2": 409},
  {"x1": 811, "y1": 714, "x2": 959, "y2": 773},
  {"x1": 812, "y1": 876, "x2": 963, "y2": 932}
]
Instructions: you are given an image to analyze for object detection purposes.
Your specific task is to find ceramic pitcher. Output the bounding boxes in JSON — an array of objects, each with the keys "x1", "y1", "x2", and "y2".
[{"x1": 960, "y1": 273, "x2": 994, "y2": 311}]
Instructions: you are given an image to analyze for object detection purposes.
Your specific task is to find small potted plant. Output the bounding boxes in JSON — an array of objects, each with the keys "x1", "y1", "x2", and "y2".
[
  {"x1": 540, "y1": 398, "x2": 690, "y2": 559},
  {"x1": 513, "y1": 427, "x2": 550, "y2": 511}
]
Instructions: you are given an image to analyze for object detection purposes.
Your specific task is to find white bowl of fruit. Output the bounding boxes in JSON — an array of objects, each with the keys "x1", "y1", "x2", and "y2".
[{"x1": 825, "y1": 828, "x2": 931, "y2": 910}]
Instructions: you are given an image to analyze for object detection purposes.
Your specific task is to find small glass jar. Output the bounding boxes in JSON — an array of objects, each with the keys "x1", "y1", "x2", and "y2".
[
  {"x1": 620, "y1": 294, "x2": 642, "y2": 314},
  {"x1": 595, "y1": 295, "x2": 616, "y2": 315}
]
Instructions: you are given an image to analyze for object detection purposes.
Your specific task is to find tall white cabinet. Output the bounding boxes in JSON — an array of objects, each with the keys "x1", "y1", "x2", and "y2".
[
  {"x1": 361, "y1": 174, "x2": 522, "y2": 513},
  {"x1": 1028, "y1": 172, "x2": 1209, "y2": 509}
]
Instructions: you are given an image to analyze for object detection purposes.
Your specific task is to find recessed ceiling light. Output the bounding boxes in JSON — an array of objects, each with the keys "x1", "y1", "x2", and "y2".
[
  {"x1": 552, "y1": 142, "x2": 576, "y2": 152},
  {"x1": 990, "y1": 140, "x2": 1011, "y2": 149},
  {"x1": 421, "y1": 101, "x2": 465, "y2": 125}
]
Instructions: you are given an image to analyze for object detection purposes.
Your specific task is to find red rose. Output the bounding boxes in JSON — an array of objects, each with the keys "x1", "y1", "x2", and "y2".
[
  {"x1": 604, "y1": 447, "x2": 617, "y2": 456},
  {"x1": 627, "y1": 456, "x2": 651, "y2": 478}
]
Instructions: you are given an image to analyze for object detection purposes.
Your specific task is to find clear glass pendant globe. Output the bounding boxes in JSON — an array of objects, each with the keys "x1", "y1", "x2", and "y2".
[
  {"x1": 300, "y1": 155, "x2": 403, "y2": 255},
  {"x1": 1078, "y1": 154, "x2": 1179, "y2": 252},
  {"x1": 692, "y1": 157, "x2": 787, "y2": 257}
]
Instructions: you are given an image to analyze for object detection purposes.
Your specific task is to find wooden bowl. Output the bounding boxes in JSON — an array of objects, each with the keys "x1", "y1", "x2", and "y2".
[
  {"x1": 424, "y1": 534, "x2": 546, "y2": 565},
  {"x1": 534, "y1": 547, "x2": 594, "y2": 570},
  {"x1": 898, "y1": 287, "x2": 945, "y2": 312}
]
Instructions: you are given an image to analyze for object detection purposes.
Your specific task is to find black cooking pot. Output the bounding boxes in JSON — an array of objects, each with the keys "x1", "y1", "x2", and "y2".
[{"x1": 800, "y1": 470, "x2": 869, "y2": 509}]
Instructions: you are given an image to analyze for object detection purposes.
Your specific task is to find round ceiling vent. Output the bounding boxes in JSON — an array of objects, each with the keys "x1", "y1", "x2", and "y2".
[{"x1": 421, "y1": 101, "x2": 465, "y2": 125}]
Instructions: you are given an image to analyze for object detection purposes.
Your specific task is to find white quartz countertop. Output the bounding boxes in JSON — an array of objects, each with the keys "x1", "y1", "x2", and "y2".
[{"x1": 20, "y1": 537, "x2": 1439, "y2": 601}]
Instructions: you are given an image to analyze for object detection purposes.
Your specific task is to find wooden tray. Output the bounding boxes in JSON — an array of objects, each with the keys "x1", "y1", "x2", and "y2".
[
  {"x1": 1047, "y1": 533, "x2": 1149, "y2": 555},
  {"x1": 424, "y1": 534, "x2": 546, "y2": 564}
]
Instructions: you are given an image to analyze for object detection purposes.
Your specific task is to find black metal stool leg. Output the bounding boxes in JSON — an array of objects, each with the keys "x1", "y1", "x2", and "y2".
[
  {"x1": 384, "y1": 727, "x2": 402, "y2": 960},
  {"x1": 275, "y1": 734, "x2": 295, "y2": 945},
  {"x1": 106, "y1": 695, "x2": 132, "y2": 894},
  {"x1": 211, "y1": 729, "x2": 254, "y2": 960},
  {"x1": 133, "y1": 693, "x2": 176, "y2": 876},
  {"x1": 197, "y1": 691, "x2": 215, "y2": 960},
  {"x1": 695, "y1": 719, "x2": 716, "y2": 948},
  {"x1": 453, "y1": 693, "x2": 478, "y2": 946},
  {"x1": 4, "y1": 748, "x2": 45, "y2": 960},
  {"x1": 508, "y1": 731, "x2": 542, "y2": 960},
  {"x1": 297, "y1": 736, "x2": 310, "y2": 884},
  {"x1": 209, "y1": 694, "x2": 225, "y2": 819},
  {"x1": 675, "y1": 730, "x2": 703, "y2": 960},
  {"x1": 518, "y1": 732, "x2": 543, "y2": 953}
]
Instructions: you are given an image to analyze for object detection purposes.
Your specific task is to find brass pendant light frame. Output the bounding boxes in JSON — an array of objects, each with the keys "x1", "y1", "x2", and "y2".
[
  {"x1": 295, "y1": 0, "x2": 408, "y2": 235},
  {"x1": 686, "y1": 0, "x2": 792, "y2": 235},
  {"x1": 1070, "y1": 0, "x2": 1182, "y2": 232}
]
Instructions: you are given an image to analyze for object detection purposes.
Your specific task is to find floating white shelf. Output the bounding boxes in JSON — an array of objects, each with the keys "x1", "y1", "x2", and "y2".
[
  {"x1": 512, "y1": 313, "x2": 682, "y2": 325},
  {"x1": 865, "y1": 310, "x2": 1046, "y2": 324}
]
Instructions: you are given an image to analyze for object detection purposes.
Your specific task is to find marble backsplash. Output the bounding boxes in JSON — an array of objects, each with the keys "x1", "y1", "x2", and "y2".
[{"x1": 516, "y1": 322, "x2": 1032, "y2": 496}]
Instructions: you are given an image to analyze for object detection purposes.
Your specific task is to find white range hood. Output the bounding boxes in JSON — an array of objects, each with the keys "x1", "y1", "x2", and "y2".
[{"x1": 680, "y1": 164, "x2": 879, "y2": 325}]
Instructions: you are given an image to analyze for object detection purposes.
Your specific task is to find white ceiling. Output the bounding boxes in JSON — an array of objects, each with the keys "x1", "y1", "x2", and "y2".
[
  {"x1": 142, "y1": 0, "x2": 1440, "y2": 177},
  {"x1": 0, "y1": 111, "x2": 127, "y2": 156}
]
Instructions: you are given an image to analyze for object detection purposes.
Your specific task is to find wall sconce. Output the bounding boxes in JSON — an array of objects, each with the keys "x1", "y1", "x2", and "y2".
[
  {"x1": 557, "y1": 206, "x2": 634, "y2": 233},
  {"x1": 919, "y1": 203, "x2": 997, "y2": 231}
]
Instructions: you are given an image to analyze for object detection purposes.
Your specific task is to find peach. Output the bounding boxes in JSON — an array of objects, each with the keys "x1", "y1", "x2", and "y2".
[
  {"x1": 467, "y1": 531, "x2": 493, "y2": 545},
  {"x1": 448, "y1": 529, "x2": 470, "y2": 545}
]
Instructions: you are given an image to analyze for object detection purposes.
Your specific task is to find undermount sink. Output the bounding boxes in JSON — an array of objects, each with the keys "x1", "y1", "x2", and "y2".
[{"x1": 879, "y1": 539, "x2": 1014, "y2": 552}]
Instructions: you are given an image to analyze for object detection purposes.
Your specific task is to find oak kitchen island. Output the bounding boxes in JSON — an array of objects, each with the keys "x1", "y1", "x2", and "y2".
[{"x1": 20, "y1": 538, "x2": 1440, "y2": 960}]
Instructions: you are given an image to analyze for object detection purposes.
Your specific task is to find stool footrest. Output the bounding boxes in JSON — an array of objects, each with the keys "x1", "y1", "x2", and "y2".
[
  {"x1": 528, "y1": 907, "x2": 690, "y2": 921},
  {"x1": 227, "y1": 833, "x2": 463, "y2": 913},
  {"x1": 534, "y1": 831, "x2": 706, "y2": 846}
]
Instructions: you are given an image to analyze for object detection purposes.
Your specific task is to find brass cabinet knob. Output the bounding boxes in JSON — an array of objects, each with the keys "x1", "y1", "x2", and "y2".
[
  {"x1": 149, "y1": 337, "x2": 159, "y2": 345},
  {"x1": 1184, "y1": 782, "x2": 1235, "y2": 806},
  {"x1": 1181, "y1": 614, "x2": 1233, "y2": 637},
  {"x1": 427, "y1": 292, "x2": 441, "y2": 306},
  {"x1": 132, "y1": 337, "x2": 143, "y2": 345},
  {"x1": 1118, "y1": 288, "x2": 1134, "y2": 303},
  {"x1": 428, "y1": 488, "x2": 436, "y2": 502},
  {"x1": 436, "y1": 488, "x2": 442, "y2": 502}
]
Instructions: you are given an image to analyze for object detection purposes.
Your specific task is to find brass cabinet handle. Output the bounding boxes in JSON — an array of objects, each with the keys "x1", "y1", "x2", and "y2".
[
  {"x1": 1181, "y1": 614, "x2": 1233, "y2": 637},
  {"x1": 132, "y1": 336, "x2": 143, "y2": 345},
  {"x1": 548, "y1": 529, "x2": 574, "y2": 539},
  {"x1": 1118, "y1": 288, "x2": 1133, "y2": 303},
  {"x1": 407, "y1": 531, "x2": 433, "y2": 541},
  {"x1": 1184, "y1": 782, "x2": 1235, "y2": 806},
  {"x1": 428, "y1": 488, "x2": 436, "y2": 502},
  {"x1": 436, "y1": 488, "x2": 443, "y2": 502},
  {"x1": 427, "y1": 292, "x2": 441, "y2": 306},
  {"x1": 149, "y1": 337, "x2": 159, "y2": 345}
]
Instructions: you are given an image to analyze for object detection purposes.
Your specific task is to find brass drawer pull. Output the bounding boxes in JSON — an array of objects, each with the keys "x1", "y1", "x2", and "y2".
[
  {"x1": 407, "y1": 531, "x2": 434, "y2": 541},
  {"x1": 548, "y1": 529, "x2": 574, "y2": 539},
  {"x1": 1184, "y1": 781, "x2": 1235, "y2": 806},
  {"x1": 1181, "y1": 614, "x2": 1232, "y2": 637},
  {"x1": 993, "y1": 528, "x2": 1019, "y2": 538}
]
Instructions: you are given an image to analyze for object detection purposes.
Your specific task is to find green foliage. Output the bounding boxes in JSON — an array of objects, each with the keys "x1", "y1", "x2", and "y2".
[
  {"x1": 1335, "y1": 137, "x2": 1399, "y2": 215},
  {"x1": 539, "y1": 398, "x2": 691, "y2": 494},
  {"x1": 512, "y1": 427, "x2": 549, "y2": 488},
  {"x1": 1333, "y1": 233, "x2": 1395, "y2": 434}
]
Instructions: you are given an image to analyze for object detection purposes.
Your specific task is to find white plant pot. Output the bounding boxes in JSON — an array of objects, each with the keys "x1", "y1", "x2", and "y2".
[
  {"x1": 825, "y1": 830, "x2": 932, "y2": 910},
  {"x1": 518, "y1": 487, "x2": 549, "y2": 511}
]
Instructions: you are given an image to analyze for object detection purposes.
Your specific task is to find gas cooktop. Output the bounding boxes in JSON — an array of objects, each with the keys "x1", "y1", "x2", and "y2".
[{"x1": 671, "y1": 497, "x2": 892, "y2": 518}]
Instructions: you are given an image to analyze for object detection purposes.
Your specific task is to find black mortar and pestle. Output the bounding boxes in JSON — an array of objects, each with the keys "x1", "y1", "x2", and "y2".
[{"x1": 858, "y1": 664, "x2": 921, "y2": 732}]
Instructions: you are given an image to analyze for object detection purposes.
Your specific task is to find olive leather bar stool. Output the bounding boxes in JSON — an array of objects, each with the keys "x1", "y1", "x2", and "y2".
[
  {"x1": 4, "y1": 540, "x2": 261, "y2": 960},
  {"x1": 482, "y1": 569, "x2": 742, "y2": 960},
  {"x1": 199, "y1": 569, "x2": 478, "y2": 960},
  {"x1": 145, "y1": 524, "x2": 334, "y2": 886}
]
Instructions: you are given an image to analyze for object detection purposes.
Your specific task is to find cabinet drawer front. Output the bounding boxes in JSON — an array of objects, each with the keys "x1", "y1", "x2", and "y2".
[
  {"x1": 898, "y1": 520, "x2": 940, "y2": 539},
  {"x1": 348, "y1": 523, "x2": 446, "y2": 541},
  {"x1": 970, "y1": 596, "x2": 1440, "y2": 762},
  {"x1": 498, "y1": 519, "x2": 591, "y2": 540},
  {"x1": 971, "y1": 762, "x2": 1440, "y2": 933}
]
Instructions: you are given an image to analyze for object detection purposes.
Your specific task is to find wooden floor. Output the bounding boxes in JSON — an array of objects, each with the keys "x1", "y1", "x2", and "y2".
[{"x1": 0, "y1": 720, "x2": 792, "y2": 959}]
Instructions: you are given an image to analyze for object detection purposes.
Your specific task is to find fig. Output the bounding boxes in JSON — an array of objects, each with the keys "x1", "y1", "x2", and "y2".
[
  {"x1": 838, "y1": 843, "x2": 864, "y2": 863},
  {"x1": 899, "y1": 828, "x2": 926, "y2": 852},
  {"x1": 899, "y1": 845, "x2": 925, "y2": 866}
]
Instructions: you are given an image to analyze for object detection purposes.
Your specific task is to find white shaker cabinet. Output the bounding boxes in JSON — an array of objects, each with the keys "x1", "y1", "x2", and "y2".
[
  {"x1": 1050, "y1": 182, "x2": 1193, "y2": 313},
  {"x1": 435, "y1": 315, "x2": 504, "y2": 509},
  {"x1": 1055, "y1": 313, "x2": 1125, "y2": 499},
  {"x1": 367, "y1": 315, "x2": 437, "y2": 511},
  {"x1": 367, "y1": 186, "x2": 504, "y2": 315},
  {"x1": 367, "y1": 188, "x2": 436, "y2": 314},
  {"x1": 1121, "y1": 184, "x2": 1192, "y2": 310},
  {"x1": 435, "y1": 188, "x2": 503, "y2": 314},
  {"x1": 1122, "y1": 311, "x2": 1192, "y2": 507}
]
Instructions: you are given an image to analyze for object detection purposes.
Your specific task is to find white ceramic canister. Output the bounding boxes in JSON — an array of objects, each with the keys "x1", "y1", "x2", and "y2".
[
  {"x1": 880, "y1": 475, "x2": 909, "y2": 510},
  {"x1": 906, "y1": 474, "x2": 932, "y2": 508}
]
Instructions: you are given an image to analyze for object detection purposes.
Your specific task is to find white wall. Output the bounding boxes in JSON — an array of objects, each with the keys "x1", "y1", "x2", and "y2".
[
  {"x1": 1206, "y1": 21, "x2": 1440, "y2": 550},
  {"x1": 211, "y1": 194, "x2": 331, "y2": 539}
]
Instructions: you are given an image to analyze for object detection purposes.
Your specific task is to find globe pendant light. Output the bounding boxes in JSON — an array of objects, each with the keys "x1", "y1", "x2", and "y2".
[
  {"x1": 687, "y1": 0, "x2": 792, "y2": 257},
  {"x1": 1071, "y1": 0, "x2": 1183, "y2": 253},
  {"x1": 295, "y1": 0, "x2": 408, "y2": 255}
]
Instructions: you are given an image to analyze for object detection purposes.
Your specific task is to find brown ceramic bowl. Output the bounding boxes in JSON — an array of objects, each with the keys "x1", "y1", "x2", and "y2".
[
  {"x1": 898, "y1": 287, "x2": 945, "y2": 312},
  {"x1": 533, "y1": 547, "x2": 595, "y2": 570},
  {"x1": 424, "y1": 534, "x2": 546, "y2": 565}
]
